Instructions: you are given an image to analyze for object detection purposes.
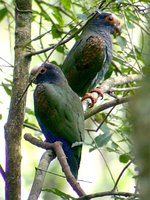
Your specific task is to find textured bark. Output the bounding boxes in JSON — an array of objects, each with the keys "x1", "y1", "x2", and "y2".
[
  {"x1": 132, "y1": 81, "x2": 150, "y2": 200},
  {"x1": 24, "y1": 134, "x2": 87, "y2": 199},
  {"x1": 131, "y1": 14, "x2": 150, "y2": 200},
  {"x1": 83, "y1": 74, "x2": 143, "y2": 109},
  {"x1": 28, "y1": 150, "x2": 55, "y2": 200},
  {"x1": 4, "y1": 0, "x2": 32, "y2": 200}
]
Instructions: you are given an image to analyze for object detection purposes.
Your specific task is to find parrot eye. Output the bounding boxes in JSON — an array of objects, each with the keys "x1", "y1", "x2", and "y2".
[
  {"x1": 40, "y1": 67, "x2": 47, "y2": 74},
  {"x1": 108, "y1": 16, "x2": 113, "y2": 21},
  {"x1": 105, "y1": 15, "x2": 115, "y2": 24}
]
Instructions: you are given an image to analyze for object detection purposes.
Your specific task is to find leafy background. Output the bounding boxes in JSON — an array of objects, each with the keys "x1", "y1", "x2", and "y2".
[{"x1": 0, "y1": 0, "x2": 149, "y2": 199}]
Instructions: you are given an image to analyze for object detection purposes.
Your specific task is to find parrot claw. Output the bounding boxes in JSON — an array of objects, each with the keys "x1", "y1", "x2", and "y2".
[
  {"x1": 81, "y1": 87, "x2": 104, "y2": 107},
  {"x1": 81, "y1": 93, "x2": 97, "y2": 107},
  {"x1": 90, "y1": 87, "x2": 104, "y2": 99}
]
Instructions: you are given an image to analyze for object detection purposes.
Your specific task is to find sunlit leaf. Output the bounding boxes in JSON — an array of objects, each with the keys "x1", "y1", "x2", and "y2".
[
  {"x1": 24, "y1": 119, "x2": 39, "y2": 130},
  {"x1": 0, "y1": 8, "x2": 7, "y2": 21},
  {"x1": 25, "y1": 107, "x2": 34, "y2": 115},
  {"x1": 119, "y1": 153, "x2": 130, "y2": 163},
  {"x1": 2, "y1": 82, "x2": 11, "y2": 96},
  {"x1": 42, "y1": 188, "x2": 75, "y2": 200},
  {"x1": 94, "y1": 132, "x2": 112, "y2": 147},
  {"x1": 90, "y1": 124, "x2": 112, "y2": 151},
  {"x1": 60, "y1": 0, "x2": 71, "y2": 10},
  {"x1": 56, "y1": 45, "x2": 65, "y2": 53},
  {"x1": 52, "y1": 8, "x2": 64, "y2": 26},
  {"x1": 51, "y1": 24, "x2": 62, "y2": 39},
  {"x1": 117, "y1": 36, "x2": 127, "y2": 50}
]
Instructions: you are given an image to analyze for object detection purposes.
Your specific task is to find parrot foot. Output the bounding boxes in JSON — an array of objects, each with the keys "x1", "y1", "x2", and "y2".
[{"x1": 81, "y1": 87, "x2": 104, "y2": 107}]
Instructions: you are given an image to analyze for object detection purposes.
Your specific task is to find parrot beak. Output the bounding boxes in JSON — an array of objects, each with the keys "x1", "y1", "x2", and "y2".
[
  {"x1": 113, "y1": 15, "x2": 122, "y2": 36},
  {"x1": 29, "y1": 66, "x2": 42, "y2": 84}
]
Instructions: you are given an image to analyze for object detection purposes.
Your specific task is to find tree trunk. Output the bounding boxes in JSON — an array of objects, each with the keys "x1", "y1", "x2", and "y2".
[
  {"x1": 132, "y1": 13, "x2": 150, "y2": 200},
  {"x1": 4, "y1": 0, "x2": 32, "y2": 199}
]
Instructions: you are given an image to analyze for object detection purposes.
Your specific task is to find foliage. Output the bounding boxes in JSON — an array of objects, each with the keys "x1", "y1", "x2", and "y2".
[
  {"x1": 42, "y1": 188, "x2": 76, "y2": 200},
  {"x1": 0, "y1": 0, "x2": 150, "y2": 199}
]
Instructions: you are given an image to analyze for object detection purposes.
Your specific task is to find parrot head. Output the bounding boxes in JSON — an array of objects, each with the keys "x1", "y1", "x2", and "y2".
[
  {"x1": 88, "y1": 12, "x2": 122, "y2": 35},
  {"x1": 30, "y1": 63, "x2": 65, "y2": 85}
]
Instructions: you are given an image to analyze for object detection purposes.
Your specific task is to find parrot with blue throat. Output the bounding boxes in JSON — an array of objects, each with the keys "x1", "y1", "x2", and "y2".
[
  {"x1": 62, "y1": 12, "x2": 121, "y2": 106},
  {"x1": 30, "y1": 63, "x2": 85, "y2": 178}
]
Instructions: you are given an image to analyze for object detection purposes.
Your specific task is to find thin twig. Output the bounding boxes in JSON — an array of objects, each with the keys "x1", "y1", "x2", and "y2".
[
  {"x1": 98, "y1": 0, "x2": 106, "y2": 9},
  {"x1": 16, "y1": 64, "x2": 43, "y2": 105},
  {"x1": 53, "y1": 142, "x2": 87, "y2": 197},
  {"x1": 77, "y1": 191, "x2": 139, "y2": 200},
  {"x1": 122, "y1": 10, "x2": 142, "y2": 72},
  {"x1": 87, "y1": 130, "x2": 117, "y2": 190},
  {"x1": 34, "y1": 0, "x2": 65, "y2": 34},
  {"x1": 28, "y1": 150, "x2": 55, "y2": 200},
  {"x1": 83, "y1": 74, "x2": 143, "y2": 109},
  {"x1": 26, "y1": 20, "x2": 83, "y2": 57},
  {"x1": 111, "y1": 160, "x2": 132, "y2": 191},
  {"x1": 15, "y1": 80, "x2": 32, "y2": 105},
  {"x1": 0, "y1": 57, "x2": 14, "y2": 67},
  {"x1": 110, "y1": 86, "x2": 141, "y2": 92},
  {"x1": 27, "y1": 11, "x2": 97, "y2": 57},
  {"x1": 37, "y1": 0, "x2": 74, "y2": 19},
  {"x1": 24, "y1": 133, "x2": 87, "y2": 198},
  {"x1": 84, "y1": 96, "x2": 131, "y2": 120},
  {"x1": 96, "y1": 106, "x2": 115, "y2": 132},
  {"x1": 23, "y1": 123, "x2": 41, "y2": 132},
  {"x1": 0, "y1": 164, "x2": 6, "y2": 181},
  {"x1": 101, "y1": 0, "x2": 116, "y2": 11}
]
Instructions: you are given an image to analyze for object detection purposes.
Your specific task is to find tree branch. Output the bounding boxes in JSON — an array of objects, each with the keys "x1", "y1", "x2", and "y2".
[
  {"x1": 27, "y1": 11, "x2": 98, "y2": 57},
  {"x1": 0, "y1": 164, "x2": 6, "y2": 181},
  {"x1": 83, "y1": 74, "x2": 143, "y2": 110},
  {"x1": 24, "y1": 134, "x2": 87, "y2": 198},
  {"x1": 77, "y1": 191, "x2": 139, "y2": 200},
  {"x1": 111, "y1": 161, "x2": 132, "y2": 192},
  {"x1": 4, "y1": 1, "x2": 32, "y2": 200},
  {"x1": 85, "y1": 96, "x2": 130, "y2": 120},
  {"x1": 26, "y1": 21, "x2": 83, "y2": 57},
  {"x1": 28, "y1": 150, "x2": 55, "y2": 200}
]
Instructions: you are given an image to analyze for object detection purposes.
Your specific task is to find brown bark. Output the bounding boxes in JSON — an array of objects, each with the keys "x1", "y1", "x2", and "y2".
[
  {"x1": 4, "y1": 0, "x2": 32, "y2": 200},
  {"x1": 131, "y1": 11, "x2": 150, "y2": 200},
  {"x1": 24, "y1": 134, "x2": 87, "y2": 198}
]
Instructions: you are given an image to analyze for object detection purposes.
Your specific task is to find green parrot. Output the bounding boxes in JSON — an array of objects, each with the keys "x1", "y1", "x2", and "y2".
[
  {"x1": 30, "y1": 62, "x2": 85, "y2": 178},
  {"x1": 62, "y1": 12, "x2": 121, "y2": 105}
]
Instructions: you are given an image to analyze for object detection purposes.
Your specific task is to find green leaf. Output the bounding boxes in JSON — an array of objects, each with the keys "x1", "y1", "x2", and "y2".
[
  {"x1": 100, "y1": 123, "x2": 110, "y2": 134},
  {"x1": 51, "y1": 25, "x2": 62, "y2": 39},
  {"x1": 94, "y1": 132, "x2": 112, "y2": 147},
  {"x1": 105, "y1": 65, "x2": 113, "y2": 79},
  {"x1": 90, "y1": 124, "x2": 112, "y2": 151},
  {"x1": 51, "y1": 60, "x2": 59, "y2": 66},
  {"x1": 41, "y1": 12, "x2": 50, "y2": 21},
  {"x1": 0, "y1": 114, "x2": 2, "y2": 120},
  {"x1": 106, "y1": 147, "x2": 116, "y2": 153},
  {"x1": 42, "y1": 188, "x2": 75, "y2": 200},
  {"x1": 117, "y1": 36, "x2": 127, "y2": 50},
  {"x1": 52, "y1": 8, "x2": 64, "y2": 26},
  {"x1": 60, "y1": 0, "x2": 71, "y2": 10},
  {"x1": 24, "y1": 119, "x2": 39, "y2": 130},
  {"x1": 25, "y1": 107, "x2": 34, "y2": 115},
  {"x1": 56, "y1": 45, "x2": 65, "y2": 53},
  {"x1": 0, "y1": 8, "x2": 7, "y2": 21},
  {"x1": 111, "y1": 141, "x2": 119, "y2": 150},
  {"x1": 95, "y1": 113, "x2": 108, "y2": 123},
  {"x1": 119, "y1": 153, "x2": 130, "y2": 163},
  {"x1": 2, "y1": 82, "x2": 11, "y2": 96}
]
